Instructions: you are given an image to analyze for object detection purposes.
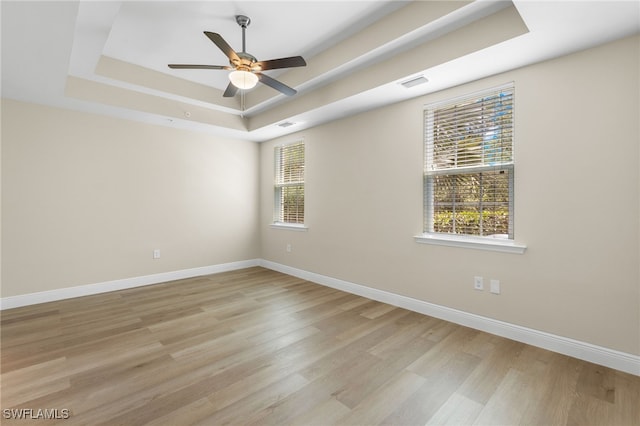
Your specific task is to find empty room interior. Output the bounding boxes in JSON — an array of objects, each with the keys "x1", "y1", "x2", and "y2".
[{"x1": 1, "y1": 0, "x2": 639, "y2": 425}]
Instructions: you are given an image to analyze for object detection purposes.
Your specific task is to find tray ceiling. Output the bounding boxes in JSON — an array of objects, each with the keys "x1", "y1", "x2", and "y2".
[{"x1": 2, "y1": 1, "x2": 639, "y2": 141}]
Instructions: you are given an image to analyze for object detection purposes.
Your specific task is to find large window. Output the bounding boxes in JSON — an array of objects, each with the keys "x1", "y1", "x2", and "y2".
[
  {"x1": 424, "y1": 84, "x2": 514, "y2": 239},
  {"x1": 274, "y1": 141, "x2": 305, "y2": 225}
]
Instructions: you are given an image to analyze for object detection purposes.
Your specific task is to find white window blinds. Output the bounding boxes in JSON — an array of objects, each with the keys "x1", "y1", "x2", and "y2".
[
  {"x1": 275, "y1": 141, "x2": 305, "y2": 224},
  {"x1": 425, "y1": 84, "x2": 514, "y2": 238}
]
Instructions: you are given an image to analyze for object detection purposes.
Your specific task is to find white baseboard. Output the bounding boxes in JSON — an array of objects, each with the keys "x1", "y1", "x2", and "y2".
[
  {"x1": 0, "y1": 259, "x2": 260, "y2": 310},
  {"x1": 259, "y1": 259, "x2": 640, "y2": 377},
  {"x1": 2, "y1": 258, "x2": 638, "y2": 376}
]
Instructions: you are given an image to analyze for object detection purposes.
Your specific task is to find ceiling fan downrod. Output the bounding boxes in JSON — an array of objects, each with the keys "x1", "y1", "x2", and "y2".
[{"x1": 236, "y1": 15, "x2": 250, "y2": 53}]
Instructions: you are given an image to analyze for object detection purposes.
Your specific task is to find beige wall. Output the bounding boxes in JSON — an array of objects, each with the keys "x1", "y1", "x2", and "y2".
[
  {"x1": 2, "y1": 100, "x2": 260, "y2": 297},
  {"x1": 260, "y1": 35, "x2": 640, "y2": 355}
]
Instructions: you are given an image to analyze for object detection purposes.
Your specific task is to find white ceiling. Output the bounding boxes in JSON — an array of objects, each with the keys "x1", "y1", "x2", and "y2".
[{"x1": 2, "y1": 1, "x2": 639, "y2": 142}]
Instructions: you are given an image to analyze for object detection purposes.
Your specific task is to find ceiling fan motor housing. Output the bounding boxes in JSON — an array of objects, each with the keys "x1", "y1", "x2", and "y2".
[{"x1": 232, "y1": 52, "x2": 259, "y2": 71}]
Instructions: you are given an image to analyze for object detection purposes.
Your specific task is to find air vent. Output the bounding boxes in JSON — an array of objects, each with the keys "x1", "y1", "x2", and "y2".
[
  {"x1": 400, "y1": 76, "x2": 428, "y2": 88},
  {"x1": 278, "y1": 121, "x2": 295, "y2": 128}
]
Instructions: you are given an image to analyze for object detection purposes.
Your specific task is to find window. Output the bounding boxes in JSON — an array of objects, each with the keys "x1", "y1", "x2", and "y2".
[
  {"x1": 274, "y1": 141, "x2": 305, "y2": 225},
  {"x1": 424, "y1": 84, "x2": 515, "y2": 240}
]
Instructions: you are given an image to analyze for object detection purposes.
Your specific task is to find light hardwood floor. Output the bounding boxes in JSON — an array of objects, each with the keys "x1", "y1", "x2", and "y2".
[{"x1": 1, "y1": 267, "x2": 639, "y2": 425}]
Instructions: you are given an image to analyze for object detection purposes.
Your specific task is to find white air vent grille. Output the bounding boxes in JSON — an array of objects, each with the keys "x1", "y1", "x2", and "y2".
[{"x1": 400, "y1": 76, "x2": 428, "y2": 88}]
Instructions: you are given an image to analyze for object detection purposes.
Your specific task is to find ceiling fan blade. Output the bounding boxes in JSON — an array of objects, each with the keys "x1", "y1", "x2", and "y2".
[
  {"x1": 204, "y1": 31, "x2": 240, "y2": 63},
  {"x1": 223, "y1": 82, "x2": 239, "y2": 98},
  {"x1": 257, "y1": 73, "x2": 297, "y2": 96},
  {"x1": 168, "y1": 64, "x2": 230, "y2": 70},
  {"x1": 254, "y1": 56, "x2": 306, "y2": 71}
]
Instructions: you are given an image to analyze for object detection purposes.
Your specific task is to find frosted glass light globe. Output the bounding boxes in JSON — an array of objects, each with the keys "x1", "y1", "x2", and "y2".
[{"x1": 229, "y1": 70, "x2": 258, "y2": 89}]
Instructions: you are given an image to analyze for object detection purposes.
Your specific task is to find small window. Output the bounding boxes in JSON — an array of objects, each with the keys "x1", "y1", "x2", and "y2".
[
  {"x1": 424, "y1": 84, "x2": 515, "y2": 239},
  {"x1": 274, "y1": 141, "x2": 305, "y2": 224}
]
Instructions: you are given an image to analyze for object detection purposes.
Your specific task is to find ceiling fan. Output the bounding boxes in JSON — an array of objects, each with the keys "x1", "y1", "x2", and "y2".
[{"x1": 168, "y1": 15, "x2": 306, "y2": 98}]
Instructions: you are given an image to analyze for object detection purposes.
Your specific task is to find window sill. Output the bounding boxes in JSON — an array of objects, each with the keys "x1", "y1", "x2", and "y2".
[
  {"x1": 414, "y1": 233, "x2": 526, "y2": 254},
  {"x1": 270, "y1": 223, "x2": 309, "y2": 231}
]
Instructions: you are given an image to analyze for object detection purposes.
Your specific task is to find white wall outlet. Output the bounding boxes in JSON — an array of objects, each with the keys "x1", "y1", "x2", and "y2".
[
  {"x1": 490, "y1": 279, "x2": 501, "y2": 294},
  {"x1": 153, "y1": 249, "x2": 161, "y2": 259},
  {"x1": 474, "y1": 276, "x2": 484, "y2": 290},
  {"x1": 286, "y1": 244, "x2": 292, "y2": 253}
]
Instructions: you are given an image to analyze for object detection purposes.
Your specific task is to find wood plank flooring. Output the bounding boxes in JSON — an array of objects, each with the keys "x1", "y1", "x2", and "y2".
[{"x1": 1, "y1": 267, "x2": 639, "y2": 425}]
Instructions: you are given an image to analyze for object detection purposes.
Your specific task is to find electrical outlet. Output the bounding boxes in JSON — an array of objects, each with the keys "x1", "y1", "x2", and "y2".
[
  {"x1": 474, "y1": 276, "x2": 484, "y2": 290},
  {"x1": 153, "y1": 249, "x2": 161, "y2": 259},
  {"x1": 286, "y1": 244, "x2": 292, "y2": 253},
  {"x1": 490, "y1": 279, "x2": 501, "y2": 294}
]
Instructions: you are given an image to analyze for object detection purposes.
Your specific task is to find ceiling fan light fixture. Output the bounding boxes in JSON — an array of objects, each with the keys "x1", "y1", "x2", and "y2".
[{"x1": 229, "y1": 70, "x2": 258, "y2": 90}]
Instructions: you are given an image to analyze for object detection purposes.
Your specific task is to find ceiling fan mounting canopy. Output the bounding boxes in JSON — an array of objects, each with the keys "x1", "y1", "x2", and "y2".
[
  {"x1": 168, "y1": 14, "x2": 307, "y2": 98},
  {"x1": 236, "y1": 15, "x2": 251, "y2": 29}
]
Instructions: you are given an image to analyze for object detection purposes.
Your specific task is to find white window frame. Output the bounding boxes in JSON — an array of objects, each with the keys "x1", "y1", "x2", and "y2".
[
  {"x1": 415, "y1": 83, "x2": 526, "y2": 254},
  {"x1": 272, "y1": 141, "x2": 307, "y2": 230}
]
